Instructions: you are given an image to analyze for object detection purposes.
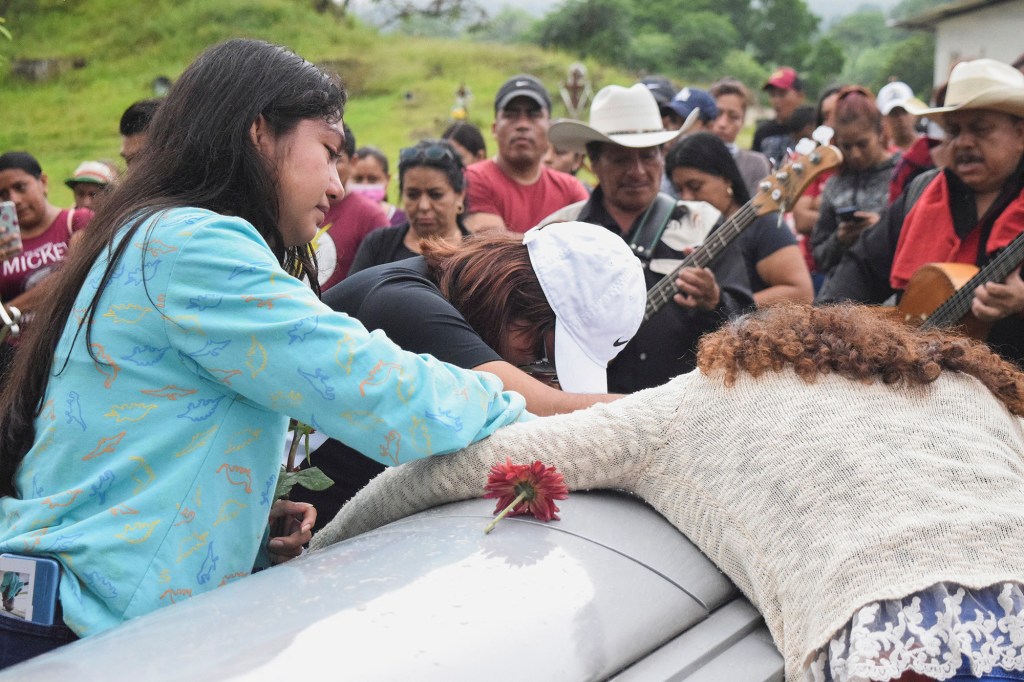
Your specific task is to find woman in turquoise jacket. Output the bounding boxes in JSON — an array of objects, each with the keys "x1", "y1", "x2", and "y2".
[{"x1": 0, "y1": 38, "x2": 525, "y2": 669}]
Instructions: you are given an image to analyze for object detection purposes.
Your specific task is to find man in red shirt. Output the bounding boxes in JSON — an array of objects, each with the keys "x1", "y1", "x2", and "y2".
[
  {"x1": 464, "y1": 75, "x2": 589, "y2": 233},
  {"x1": 314, "y1": 124, "x2": 389, "y2": 290}
]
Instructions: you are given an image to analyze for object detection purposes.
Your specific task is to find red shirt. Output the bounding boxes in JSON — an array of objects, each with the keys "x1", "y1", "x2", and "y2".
[
  {"x1": 316, "y1": 193, "x2": 389, "y2": 291},
  {"x1": 465, "y1": 160, "x2": 589, "y2": 233},
  {"x1": 0, "y1": 208, "x2": 92, "y2": 300}
]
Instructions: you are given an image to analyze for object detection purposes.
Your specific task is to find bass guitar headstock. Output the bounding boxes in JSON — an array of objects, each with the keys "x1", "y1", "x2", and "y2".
[{"x1": 750, "y1": 144, "x2": 842, "y2": 218}]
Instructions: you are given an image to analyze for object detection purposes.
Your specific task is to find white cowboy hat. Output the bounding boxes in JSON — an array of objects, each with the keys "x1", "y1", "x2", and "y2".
[
  {"x1": 548, "y1": 84, "x2": 698, "y2": 153},
  {"x1": 905, "y1": 58, "x2": 1024, "y2": 119}
]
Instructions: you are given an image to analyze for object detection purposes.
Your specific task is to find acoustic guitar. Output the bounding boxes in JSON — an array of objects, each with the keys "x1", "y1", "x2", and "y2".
[
  {"x1": 897, "y1": 230, "x2": 1024, "y2": 339},
  {"x1": 645, "y1": 144, "x2": 842, "y2": 320}
]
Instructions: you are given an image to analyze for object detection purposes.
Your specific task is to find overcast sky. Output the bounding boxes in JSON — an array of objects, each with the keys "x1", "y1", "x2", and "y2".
[{"x1": 349, "y1": 0, "x2": 904, "y2": 25}]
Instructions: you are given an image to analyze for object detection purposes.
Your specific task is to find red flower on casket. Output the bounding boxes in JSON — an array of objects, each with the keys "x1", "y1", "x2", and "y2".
[{"x1": 484, "y1": 458, "x2": 568, "y2": 522}]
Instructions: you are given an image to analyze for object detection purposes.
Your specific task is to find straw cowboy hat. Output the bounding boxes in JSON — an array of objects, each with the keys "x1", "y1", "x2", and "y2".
[
  {"x1": 548, "y1": 83, "x2": 699, "y2": 153},
  {"x1": 906, "y1": 58, "x2": 1024, "y2": 119}
]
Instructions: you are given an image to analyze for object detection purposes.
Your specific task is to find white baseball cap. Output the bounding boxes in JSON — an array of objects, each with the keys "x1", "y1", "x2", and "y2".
[
  {"x1": 523, "y1": 221, "x2": 647, "y2": 394},
  {"x1": 877, "y1": 81, "x2": 925, "y2": 115}
]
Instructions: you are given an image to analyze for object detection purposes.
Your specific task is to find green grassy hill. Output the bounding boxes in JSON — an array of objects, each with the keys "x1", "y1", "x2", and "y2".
[{"x1": 0, "y1": 0, "x2": 632, "y2": 205}]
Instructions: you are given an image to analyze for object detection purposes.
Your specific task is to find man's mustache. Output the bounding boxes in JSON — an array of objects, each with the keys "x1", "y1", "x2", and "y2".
[{"x1": 954, "y1": 153, "x2": 984, "y2": 165}]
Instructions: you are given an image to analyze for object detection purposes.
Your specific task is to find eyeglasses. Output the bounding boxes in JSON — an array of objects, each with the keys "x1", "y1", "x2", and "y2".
[
  {"x1": 399, "y1": 143, "x2": 458, "y2": 165},
  {"x1": 517, "y1": 333, "x2": 559, "y2": 387}
]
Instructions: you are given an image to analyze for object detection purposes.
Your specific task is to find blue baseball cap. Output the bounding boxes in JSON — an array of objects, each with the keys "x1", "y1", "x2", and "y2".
[{"x1": 663, "y1": 87, "x2": 719, "y2": 124}]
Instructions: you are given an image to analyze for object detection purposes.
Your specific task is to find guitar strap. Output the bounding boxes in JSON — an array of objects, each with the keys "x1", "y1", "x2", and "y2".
[{"x1": 628, "y1": 193, "x2": 681, "y2": 265}]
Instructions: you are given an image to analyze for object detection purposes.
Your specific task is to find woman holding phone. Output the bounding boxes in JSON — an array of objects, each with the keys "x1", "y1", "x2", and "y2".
[{"x1": 809, "y1": 86, "x2": 898, "y2": 278}]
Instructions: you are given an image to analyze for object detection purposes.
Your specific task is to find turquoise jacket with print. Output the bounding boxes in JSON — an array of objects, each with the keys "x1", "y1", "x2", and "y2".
[{"x1": 0, "y1": 208, "x2": 526, "y2": 636}]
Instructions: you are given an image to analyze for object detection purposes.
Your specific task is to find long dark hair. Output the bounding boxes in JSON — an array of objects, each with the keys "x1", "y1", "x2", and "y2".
[
  {"x1": 665, "y1": 132, "x2": 751, "y2": 204},
  {"x1": 441, "y1": 121, "x2": 487, "y2": 159},
  {"x1": 0, "y1": 39, "x2": 346, "y2": 495}
]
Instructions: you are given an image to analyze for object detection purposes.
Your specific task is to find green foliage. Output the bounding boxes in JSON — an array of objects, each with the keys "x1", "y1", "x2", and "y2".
[
  {"x1": 275, "y1": 467, "x2": 334, "y2": 501},
  {"x1": 535, "y1": 0, "x2": 634, "y2": 66},
  {"x1": 0, "y1": 0, "x2": 633, "y2": 207},
  {"x1": 750, "y1": 0, "x2": 819, "y2": 69},
  {"x1": 530, "y1": 0, "x2": 831, "y2": 90},
  {"x1": 824, "y1": 0, "x2": 937, "y2": 96},
  {"x1": 828, "y1": 9, "x2": 889, "y2": 50},
  {"x1": 835, "y1": 30, "x2": 935, "y2": 95},
  {"x1": 879, "y1": 33, "x2": 935, "y2": 96},
  {"x1": 666, "y1": 12, "x2": 740, "y2": 77},
  {"x1": 467, "y1": 7, "x2": 536, "y2": 44},
  {"x1": 719, "y1": 50, "x2": 770, "y2": 95},
  {"x1": 802, "y1": 36, "x2": 845, "y2": 96},
  {"x1": 627, "y1": 32, "x2": 676, "y2": 75}
]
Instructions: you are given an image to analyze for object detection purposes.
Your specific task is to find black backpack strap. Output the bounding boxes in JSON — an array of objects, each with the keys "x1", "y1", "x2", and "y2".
[{"x1": 628, "y1": 193, "x2": 680, "y2": 263}]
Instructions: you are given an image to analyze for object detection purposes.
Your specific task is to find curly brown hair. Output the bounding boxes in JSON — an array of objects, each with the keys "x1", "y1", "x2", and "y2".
[{"x1": 697, "y1": 304, "x2": 1024, "y2": 416}]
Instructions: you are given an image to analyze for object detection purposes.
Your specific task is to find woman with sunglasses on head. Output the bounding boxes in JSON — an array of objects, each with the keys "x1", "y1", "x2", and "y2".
[
  {"x1": 810, "y1": 86, "x2": 899, "y2": 279},
  {"x1": 291, "y1": 221, "x2": 647, "y2": 528},
  {"x1": 666, "y1": 133, "x2": 813, "y2": 308},
  {"x1": 347, "y1": 139, "x2": 469, "y2": 276},
  {"x1": 0, "y1": 39, "x2": 530, "y2": 669}
]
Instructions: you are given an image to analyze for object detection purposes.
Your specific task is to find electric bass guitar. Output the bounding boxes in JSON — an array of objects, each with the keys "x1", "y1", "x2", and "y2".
[
  {"x1": 645, "y1": 144, "x2": 842, "y2": 320},
  {"x1": 897, "y1": 230, "x2": 1024, "y2": 339}
]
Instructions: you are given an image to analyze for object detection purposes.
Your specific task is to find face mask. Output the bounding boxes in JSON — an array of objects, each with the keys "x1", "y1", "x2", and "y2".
[{"x1": 347, "y1": 183, "x2": 386, "y2": 203}]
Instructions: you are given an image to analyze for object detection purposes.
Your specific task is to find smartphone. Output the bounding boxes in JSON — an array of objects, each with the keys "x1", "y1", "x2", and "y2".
[
  {"x1": 0, "y1": 553, "x2": 61, "y2": 626},
  {"x1": 835, "y1": 205, "x2": 860, "y2": 221},
  {"x1": 0, "y1": 201, "x2": 22, "y2": 260}
]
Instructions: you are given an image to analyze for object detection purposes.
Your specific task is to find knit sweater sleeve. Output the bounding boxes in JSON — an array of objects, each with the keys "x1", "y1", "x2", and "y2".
[{"x1": 310, "y1": 373, "x2": 695, "y2": 548}]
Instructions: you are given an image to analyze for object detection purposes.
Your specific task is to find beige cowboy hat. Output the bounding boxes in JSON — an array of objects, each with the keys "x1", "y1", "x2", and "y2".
[
  {"x1": 905, "y1": 58, "x2": 1024, "y2": 118},
  {"x1": 548, "y1": 83, "x2": 698, "y2": 153}
]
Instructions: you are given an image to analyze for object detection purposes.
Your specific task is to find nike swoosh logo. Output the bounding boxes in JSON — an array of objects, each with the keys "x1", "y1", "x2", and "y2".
[{"x1": 613, "y1": 338, "x2": 629, "y2": 347}]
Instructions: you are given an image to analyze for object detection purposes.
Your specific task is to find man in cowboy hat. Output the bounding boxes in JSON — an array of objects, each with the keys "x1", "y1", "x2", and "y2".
[
  {"x1": 463, "y1": 74, "x2": 589, "y2": 234},
  {"x1": 818, "y1": 58, "x2": 1024, "y2": 365},
  {"x1": 538, "y1": 83, "x2": 753, "y2": 393}
]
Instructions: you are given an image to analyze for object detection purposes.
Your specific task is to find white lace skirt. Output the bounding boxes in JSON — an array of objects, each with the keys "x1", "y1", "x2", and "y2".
[{"x1": 806, "y1": 583, "x2": 1024, "y2": 681}]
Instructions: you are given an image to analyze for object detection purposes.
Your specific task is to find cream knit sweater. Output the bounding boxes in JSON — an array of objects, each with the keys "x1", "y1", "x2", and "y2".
[{"x1": 312, "y1": 369, "x2": 1024, "y2": 680}]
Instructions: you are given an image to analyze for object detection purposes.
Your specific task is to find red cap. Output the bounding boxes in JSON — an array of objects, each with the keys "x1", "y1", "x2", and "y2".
[{"x1": 763, "y1": 67, "x2": 802, "y2": 92}]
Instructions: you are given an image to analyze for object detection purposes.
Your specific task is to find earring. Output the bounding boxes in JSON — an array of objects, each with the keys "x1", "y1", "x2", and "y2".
[
  {"x1": 727, "y1": 186, "x2": 734, "y2": 196},
  {"x1": 457, "y1": 204, "x2": 464, "y2": 215}
]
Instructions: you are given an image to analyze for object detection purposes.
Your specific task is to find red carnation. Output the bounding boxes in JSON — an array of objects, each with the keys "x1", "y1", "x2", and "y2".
[{"x1": 482, "y1": 458, "x2": 569, "y2": 533}]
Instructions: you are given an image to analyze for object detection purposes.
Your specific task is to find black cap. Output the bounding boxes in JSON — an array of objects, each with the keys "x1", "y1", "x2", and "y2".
[
  {"x1": 494, "y1": 74, "x2": 551, "y2": 113},
  {"x1": 640, "y1": 76, "x2": 676, "y2": 106}
]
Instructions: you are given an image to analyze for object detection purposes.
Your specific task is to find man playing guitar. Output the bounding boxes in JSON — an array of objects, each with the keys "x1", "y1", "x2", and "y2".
[{"x1": 818, "y1": 59, "x2": 1024, "y2": 366}]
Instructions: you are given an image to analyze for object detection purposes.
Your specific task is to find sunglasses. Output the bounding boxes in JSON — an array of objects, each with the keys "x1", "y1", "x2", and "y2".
[
  {"x1": 517, "y1": 333, "x2": 559, "y2": 387},
  {"x1": 399, "y1": 143, "x2": 458, "y2": 165}
]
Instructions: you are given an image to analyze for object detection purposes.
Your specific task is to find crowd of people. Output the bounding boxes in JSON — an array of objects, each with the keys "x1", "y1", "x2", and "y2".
[{"x1": 1, "y1": 36, "x2": 1023, "y2": 682}]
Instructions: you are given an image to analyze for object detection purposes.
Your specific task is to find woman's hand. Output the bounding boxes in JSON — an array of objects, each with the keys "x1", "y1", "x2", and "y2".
[
  {"x1": 0, "y1": 232, "x2": 21, "y2": 262},
  {"x1": 836, "y1": 211, "x2": 879, "y2": 246},
  {"x1": 267, "y1": 500, "x2": 316, "y2": 564}
]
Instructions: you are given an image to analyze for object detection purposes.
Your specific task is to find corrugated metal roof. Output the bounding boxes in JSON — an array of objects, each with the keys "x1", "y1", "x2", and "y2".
[{"x1": 894, "y1": 0, "x2": 1016, "y2": 29}]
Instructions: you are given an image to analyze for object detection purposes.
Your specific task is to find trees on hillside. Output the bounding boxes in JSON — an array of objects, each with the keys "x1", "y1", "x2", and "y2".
[
  {"x1": 825, "y1": 7, "x2": 935, "y2": 96},
  {"x1": 533, "y1": 0, "x2": 831, "y2": 95},
  {"x1": 345, "y1": 0, "x2": 950, "y2": 100}
]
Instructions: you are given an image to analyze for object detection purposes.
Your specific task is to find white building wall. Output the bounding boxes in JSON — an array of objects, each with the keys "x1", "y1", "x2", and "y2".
[{"x1": 933, "y1": 2, "x2": 1024, "y2": 85}]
